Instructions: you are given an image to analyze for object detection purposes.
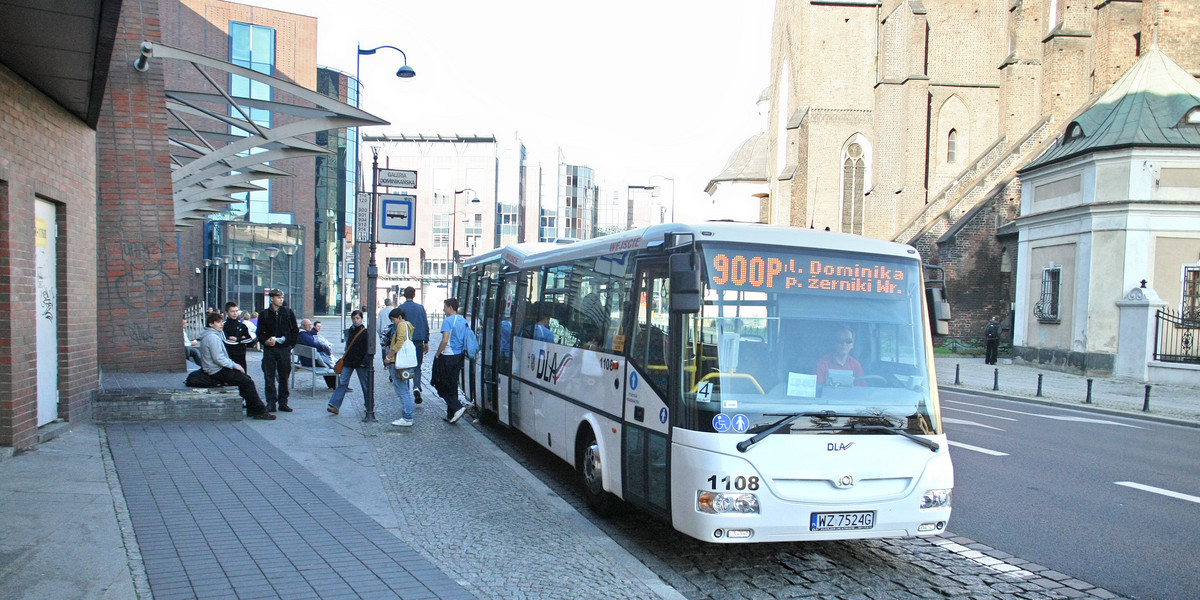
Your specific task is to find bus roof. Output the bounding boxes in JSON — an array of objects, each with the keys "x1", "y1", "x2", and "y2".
[{"x1": 462, "y1": 222, "x2": 921, "y2": 270}]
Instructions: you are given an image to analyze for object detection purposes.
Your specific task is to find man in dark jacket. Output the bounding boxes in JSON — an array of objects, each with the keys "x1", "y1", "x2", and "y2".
[
  {"x1": 398, "y1": 286, "x2": 430, "y2": 403},
  {"x1": 257, "y1": 289, "x2": 299, "y2": 412},
  {"x1": 222, "y1": 301, "x2": 253, "y2": 371},
  {"x1": 984, "y1": 315, "x2": 1001, "y2": 365}
]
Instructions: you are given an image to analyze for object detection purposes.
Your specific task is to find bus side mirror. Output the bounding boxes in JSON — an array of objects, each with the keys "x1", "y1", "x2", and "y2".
[{"x1": 670, "y1": 253, "x2": 701, "y2": 314}]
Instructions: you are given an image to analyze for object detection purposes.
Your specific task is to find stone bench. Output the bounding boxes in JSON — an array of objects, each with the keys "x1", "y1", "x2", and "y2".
[{"x1": 94, "y1": 372, "x2": 243, "y2": 423}]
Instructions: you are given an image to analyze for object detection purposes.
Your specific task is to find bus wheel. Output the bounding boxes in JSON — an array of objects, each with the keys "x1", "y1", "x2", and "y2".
[{"x1": 579, "y1": 429, "x2": 619, "y2": 515}]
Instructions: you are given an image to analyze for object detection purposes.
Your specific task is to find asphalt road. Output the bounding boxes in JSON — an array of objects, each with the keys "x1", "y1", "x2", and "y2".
[{"x1": 940, "y1": 389, "x2": 1200, "y2": 600}]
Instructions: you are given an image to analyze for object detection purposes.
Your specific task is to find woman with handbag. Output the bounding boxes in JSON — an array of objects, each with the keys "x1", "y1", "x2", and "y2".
[
  {"x1": 385, "y1": 308, "x2": 419, "y2": 427},
  {"x1": 327, "y1": 310, "x2": 371, "y2": 415}
]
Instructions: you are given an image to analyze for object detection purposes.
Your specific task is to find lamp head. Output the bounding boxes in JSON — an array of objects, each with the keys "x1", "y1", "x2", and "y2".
[
  {"x1": 265, "y1": 246, "x2": 281, "y2": 259},
  {"x1": 396, "y1": 65, "x2": 416, "y2": 78},
  {"x1": 283, "y1": 243, "x2": 298, "y2": 256}
]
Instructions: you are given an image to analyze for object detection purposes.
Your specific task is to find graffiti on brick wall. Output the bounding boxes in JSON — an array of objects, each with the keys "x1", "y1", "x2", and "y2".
[{"x1": 108, "y1": 239, "x2": 177, "y2": 347}]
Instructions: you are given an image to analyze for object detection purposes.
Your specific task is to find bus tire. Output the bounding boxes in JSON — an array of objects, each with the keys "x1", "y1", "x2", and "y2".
[{"x1": 577, "y1": 427, "x2": 620, "y2": 515}]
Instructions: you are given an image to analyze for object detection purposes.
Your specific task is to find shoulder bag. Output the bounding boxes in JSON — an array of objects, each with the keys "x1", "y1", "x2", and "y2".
[
  {"x1": 335, "y1": 327, "x2": 366, "y2": 374},
  {"x1": 396, "y1": 323, "x2": 418, "y2": 369}
]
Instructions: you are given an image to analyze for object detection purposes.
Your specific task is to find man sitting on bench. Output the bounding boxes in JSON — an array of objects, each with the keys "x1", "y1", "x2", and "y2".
[{"x1": 298, "y1": 318, "x2": 337, "y2": 389}]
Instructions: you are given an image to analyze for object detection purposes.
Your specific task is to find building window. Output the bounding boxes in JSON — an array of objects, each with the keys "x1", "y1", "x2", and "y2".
[
  {"x1": 387, "y1": 258, "x2": 409, "y2": 276},
  {"x1": 1034, "y1": 265, "x2": 1062, "y2": 323},
  {"x1": 947, "y1": 129, "x2": 957, "y2": 163},
  {"x1": 422, "y1": 259, "x2": 449, "y2": 277},
  {"x1": 1184, "y1": 266, "x2": 1200, "y2": 320},
  {"x1": 432, "y1": 214, "x2": 449, "y2": 248},
  {"x1": 840, "y1": 142, "x2": 865, "y2": 235}
]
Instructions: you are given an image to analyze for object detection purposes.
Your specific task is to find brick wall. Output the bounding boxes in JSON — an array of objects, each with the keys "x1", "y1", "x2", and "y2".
[
  {"x1": 0, "y1": 63, "x2": 100, "y2": 449},
  {"x1": 96, "y1": 0, "x2": 184, "y2": 373}
]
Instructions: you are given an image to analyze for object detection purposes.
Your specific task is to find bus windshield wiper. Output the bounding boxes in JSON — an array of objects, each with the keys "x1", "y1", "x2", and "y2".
[
  {"x1": 845, "y1": 424, "x2": 940, "y2": 452},
  {"x1": 736, "y1": 412, "x2": 939, "y2": 453},
  {"x1": 736, "y1": 411, "x2": 860, "y2": 453}
]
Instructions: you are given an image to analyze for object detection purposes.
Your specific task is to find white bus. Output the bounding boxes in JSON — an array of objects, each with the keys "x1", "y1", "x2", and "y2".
[{"x1": 456, "y1": 223, "x2": 953, "y2": 543}]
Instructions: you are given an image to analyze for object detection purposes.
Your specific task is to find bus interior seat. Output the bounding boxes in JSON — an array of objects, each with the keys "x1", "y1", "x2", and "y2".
[{"x1": 736, "y1": 340, "x2": 773, "y2": 391}]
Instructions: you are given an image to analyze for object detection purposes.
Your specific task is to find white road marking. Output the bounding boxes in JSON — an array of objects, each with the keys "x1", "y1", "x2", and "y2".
[
  {"x1": 942, "y1": 417, "x2": 1006, "y2": 431},
  {"x1": 1114, "y1": 482, "x2": 1200, "y2": 504},
  {"x1": 947, "y1": 441, "x2": 1009, "y2": 456},
  {"x1": 944, "y1": 399, "x2": 1143, "y2": 428},
  {"x1": 943, "y1": 406, "x2": 1018, "y2": 421}
]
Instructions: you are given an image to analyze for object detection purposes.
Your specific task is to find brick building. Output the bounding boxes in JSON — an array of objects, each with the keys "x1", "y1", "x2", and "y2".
[
  {"x1": 762, "y1": 0, "x2": 1200, "y2": 373},
  {"x1": 1, "y1": 0, "x2": 378, "y2": 450},
  {"x1": 0, "y1": 1, "x2": 119, "y2": 449}
]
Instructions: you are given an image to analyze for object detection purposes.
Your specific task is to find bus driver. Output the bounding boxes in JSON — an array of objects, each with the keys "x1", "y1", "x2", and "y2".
[{"x1": 814, "y1": 325, "x2": 865, "y2": 386}]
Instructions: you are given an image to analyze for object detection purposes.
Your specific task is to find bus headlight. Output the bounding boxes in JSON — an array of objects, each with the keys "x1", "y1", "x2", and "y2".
[
  {"x1": 921, "y1": 488, "x2": 952, "y2": 510},
  {"x1": 697, "y1": 491, "x2": 760, "y2": 514}
]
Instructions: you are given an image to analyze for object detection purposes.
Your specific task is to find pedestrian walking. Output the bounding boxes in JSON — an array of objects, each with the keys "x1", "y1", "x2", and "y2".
[
  {"x1": 430, "y1": 298, "x2": 468, "y2": 424},
  {"x1": 398, "y1": 286, "x2": 430, "y2": 404},
  {"x1": 256, "y1": 289, "x2": 299, "y2": 412},
  {"x1": 984, "y1": 315, "x2": 1001, "y2": 365},
  {"x1": 377, "y1": 297, "x2": 393, "y2": 337},
  {"x1": 198, "y1": 312, "x2": 274, "y2": 420},
  {"x1": 327, "y1": 310, "x2": 372, "y2": 415},
  {"x1": 385, "y1": 308, "x2": 418, "y2": 427}
]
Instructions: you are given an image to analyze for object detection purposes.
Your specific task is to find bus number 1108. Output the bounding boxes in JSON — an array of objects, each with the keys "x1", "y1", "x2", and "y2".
[{"x1": 707, "y1": 475, "x2": 760, "y2": 491}]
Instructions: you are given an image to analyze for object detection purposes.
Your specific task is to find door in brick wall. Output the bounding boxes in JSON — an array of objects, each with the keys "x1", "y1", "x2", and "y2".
[{"x1": 35, "y1": 200, "x2": 59, "y2": 426}]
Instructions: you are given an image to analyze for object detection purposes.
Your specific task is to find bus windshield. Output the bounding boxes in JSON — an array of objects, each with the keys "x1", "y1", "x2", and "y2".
[{"x1": 678, "y1": 243, "x2": 938, "y2": 436}]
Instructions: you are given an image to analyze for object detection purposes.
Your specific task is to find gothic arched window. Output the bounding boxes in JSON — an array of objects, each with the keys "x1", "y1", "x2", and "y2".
[
  {"x1": 947, "y1": 129, "x2": 958, "y2": 163},
  {"x1": 841, "y1": 142, "x2": 866, "y2": 235}
]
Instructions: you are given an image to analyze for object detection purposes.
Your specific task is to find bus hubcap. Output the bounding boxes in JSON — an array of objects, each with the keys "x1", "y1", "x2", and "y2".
[{"x1": 584, "y1": 442, "x2": 602, "y2": 492}]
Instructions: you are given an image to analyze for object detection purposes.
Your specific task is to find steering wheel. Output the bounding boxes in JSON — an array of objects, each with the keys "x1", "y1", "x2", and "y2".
[{"x1": 854, "y1": 375, "x2": 892, "y2": 387}]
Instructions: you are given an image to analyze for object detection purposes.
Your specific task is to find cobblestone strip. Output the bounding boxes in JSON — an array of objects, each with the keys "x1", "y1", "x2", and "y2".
[
  {"x1": 338, "y1": 366, "x2": 681, "y2": 600},
  {"x1": 98, "y1": 426, "x2": 153, "y2": 600},
  {"x1": 106, "y1": 422, "x2": 475, "y2": 600},
  {"x1": 931, "y1": 536, "x2": 1122, "y2": 599}
]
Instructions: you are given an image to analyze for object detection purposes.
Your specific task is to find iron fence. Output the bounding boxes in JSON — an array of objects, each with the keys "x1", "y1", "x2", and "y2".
[{"x1": 1154, "y1": 308, "x2": 1200, "y2": 364}]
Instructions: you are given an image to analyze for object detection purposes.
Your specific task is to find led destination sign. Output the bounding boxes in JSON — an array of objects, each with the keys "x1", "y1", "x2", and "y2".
[{"x1": 706, "y1": 248, "x2": 911, "y2": 297}]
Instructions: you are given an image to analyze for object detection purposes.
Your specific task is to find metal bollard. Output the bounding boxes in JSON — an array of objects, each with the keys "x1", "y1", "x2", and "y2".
[
  {"x1": 993, "y1": 368, "x2": 999, "y2": 391},
  {"x1": 1036, "y1": 373, "x2": 1043, "y2": 397},
  {"x1": 1143, "y1": 385, "x2": 1152, "y2": 412},
  {"x1": 955, "y1": 364, "x2": 961, "y2": 385},
  {"x1": 1085, "y1": 378, "x2": 1093, "y2": 404}
]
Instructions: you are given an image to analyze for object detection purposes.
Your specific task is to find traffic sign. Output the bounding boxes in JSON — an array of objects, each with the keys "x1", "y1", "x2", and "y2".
[
  {"x1": 378, "y1": 169, "x2": 417, "y2": 189},
  {"x1": 378, "y1": 194, "x2": 416, "y2": 245}
]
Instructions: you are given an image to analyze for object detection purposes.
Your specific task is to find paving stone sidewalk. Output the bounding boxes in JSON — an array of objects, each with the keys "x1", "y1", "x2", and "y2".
[{"x1": 106, "y1": 422, "x2": 475, "y2": 600}]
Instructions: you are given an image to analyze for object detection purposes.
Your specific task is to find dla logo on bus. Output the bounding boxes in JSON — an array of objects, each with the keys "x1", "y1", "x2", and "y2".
[
  {"x1": 534, "y1": 349, "x2": 572, "y2": 384},
  {"x1": 827, "y1": 442, "x2": 855, "y2": 451}
]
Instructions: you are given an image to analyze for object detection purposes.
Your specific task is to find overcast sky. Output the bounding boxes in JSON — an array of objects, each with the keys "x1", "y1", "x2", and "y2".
[{"x1": 244, "y1": 0, "x2": 775, "y2": 219}]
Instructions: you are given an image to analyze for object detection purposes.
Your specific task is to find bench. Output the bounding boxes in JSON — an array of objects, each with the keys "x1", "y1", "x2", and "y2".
[{"x1": 291, "y1": 345, "x2": 336, "y2": 393}]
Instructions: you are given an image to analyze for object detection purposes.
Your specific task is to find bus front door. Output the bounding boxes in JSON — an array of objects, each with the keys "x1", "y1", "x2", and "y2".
[
  {"x1": 622, "y1": 257, "x2": 673, "y2": 520},
  {"x1": 478, "y1": 277, "x2": 501, "y2": 423}
]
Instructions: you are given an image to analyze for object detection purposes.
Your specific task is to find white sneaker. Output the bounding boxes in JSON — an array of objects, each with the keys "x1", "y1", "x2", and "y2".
[
  {"x1": 448, "y1": 406, "x2": 467, "y2": 424},
  {"x1": 391, "y1": 418, "x2": 413, "y2": 427}
]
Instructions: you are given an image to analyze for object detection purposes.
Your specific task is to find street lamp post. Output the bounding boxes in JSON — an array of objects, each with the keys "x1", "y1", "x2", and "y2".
[
  {"x1": 356, "y1": 42, "x2": 416, "y2": 423},
  {"x1": 211, "y1": 257, "x2": 222, "y2": 309},
  {"x1": 222, "y1": 255, "x2": 232, "y2": 306},
  {"x1": 283, "y1": 243, "x2": 298, "y2": 313},
  {"x1": 203, "y1": 258, "x2": 212, "y2": 311},
  {"x1": 233, "y1": 252, "x2": 245, "y2": 310},
  {"x1": 450, "y1": 188, "x2": 481, "y2": 286},
  {"x1": 246, "y1": 249, "x2": 260, "y2": 310},
  {"x1": 648, "y1": 175, "x2": 676, "y2": 224},
  {"x1": 266, "y1": 245, "x2": 280, "y2": 297}
]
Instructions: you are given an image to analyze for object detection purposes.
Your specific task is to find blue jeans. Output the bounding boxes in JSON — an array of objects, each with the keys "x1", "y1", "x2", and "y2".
[
  {"x1": 328, "y1": 366, "x2": 371, "y2": 410},
  {"x1": 390, "y1": 365, "x2": 415, "y2": 420}
]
